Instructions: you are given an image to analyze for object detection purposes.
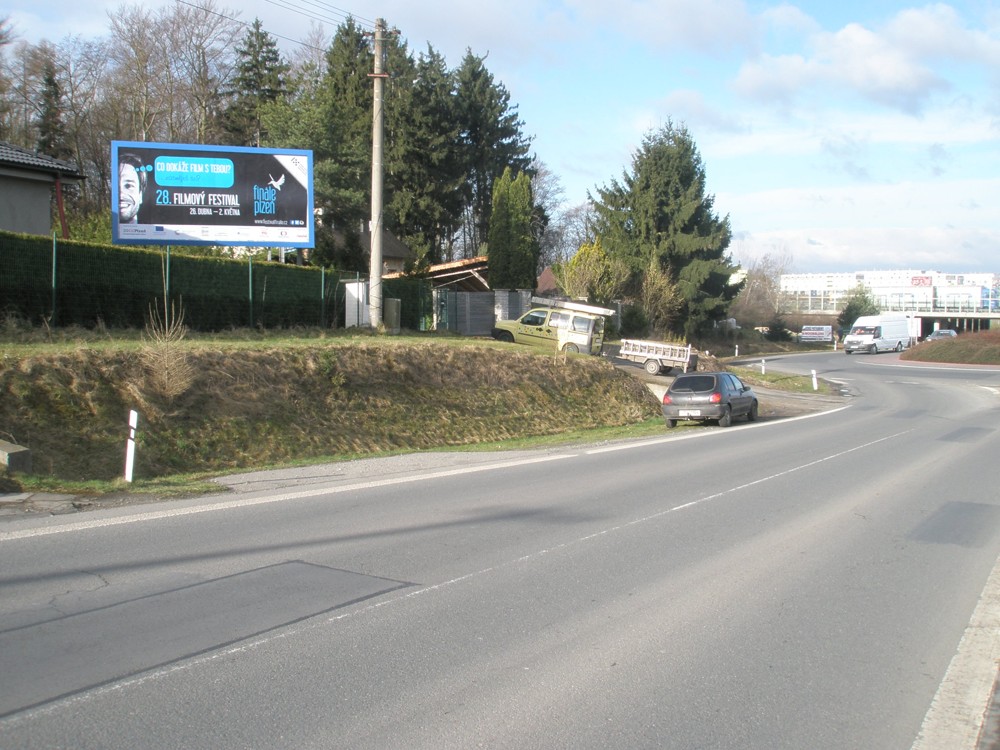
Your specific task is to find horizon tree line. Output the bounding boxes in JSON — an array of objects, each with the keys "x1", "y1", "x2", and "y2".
[{"x1": 0, "y1": 7, "x2": 744, "y2": 339}]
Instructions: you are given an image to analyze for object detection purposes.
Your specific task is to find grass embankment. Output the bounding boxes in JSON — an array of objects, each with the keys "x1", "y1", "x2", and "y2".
[
  {"x1": 4, "y1": 325, "x2": 993, "y2": 499},
  {"x1": 0, "y1": 328, "x2": 664, "y2": 497},
  {"x1": 900, "y1": 327, "x2": 1000, "y2": 365}
]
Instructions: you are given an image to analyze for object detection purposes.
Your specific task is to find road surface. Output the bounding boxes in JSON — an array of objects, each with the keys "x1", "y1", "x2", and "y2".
[{"x1": 1, "y1": 351, "x2": 999, "y2": 748}]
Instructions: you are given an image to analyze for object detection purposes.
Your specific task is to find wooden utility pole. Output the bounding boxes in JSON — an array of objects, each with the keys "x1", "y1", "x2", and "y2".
[{"x1": 368, "y1": 18, "x2": 387, "y2": 328}]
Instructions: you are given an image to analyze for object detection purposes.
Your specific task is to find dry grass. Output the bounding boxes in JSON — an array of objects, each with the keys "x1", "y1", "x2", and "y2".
[
  {"x1": 0, "y1": 336, "x2": 661, "y2": 484},
  {"x1": 901, "y1": 328, "x2": 1000, "y2": 365}
]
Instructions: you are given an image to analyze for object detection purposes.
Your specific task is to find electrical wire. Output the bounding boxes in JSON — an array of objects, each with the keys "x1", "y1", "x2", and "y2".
[
  {"x1": 264, "y1": 0, "x2": 376, "y2": 28},
  {"x1": 174, "y1": 0, "x2": 376, "y2": 52}
]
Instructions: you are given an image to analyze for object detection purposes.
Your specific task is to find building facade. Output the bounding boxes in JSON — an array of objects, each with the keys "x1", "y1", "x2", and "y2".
[{"x1": 780, "y1": 269, "x2": 1000, "y2": 314}]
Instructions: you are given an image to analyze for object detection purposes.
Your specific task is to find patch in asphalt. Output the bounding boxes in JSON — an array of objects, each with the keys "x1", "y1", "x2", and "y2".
[{"x1": 0, "y1": 561, "x2": 411, "y2": 718}]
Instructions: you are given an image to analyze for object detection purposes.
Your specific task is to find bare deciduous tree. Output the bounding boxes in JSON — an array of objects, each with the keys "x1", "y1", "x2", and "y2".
[{"x1": 728, "y1": 249, "x2": 794, "y2": 328}]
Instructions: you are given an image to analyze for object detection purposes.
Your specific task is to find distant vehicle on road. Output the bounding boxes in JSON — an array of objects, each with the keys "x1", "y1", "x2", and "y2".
[
  {"x1": 661, "y1": 372, "x2": 759, "y2": 428},
  {"x1": 843, "y1": 314, "x2": 912, "y2": 354},
  {"x1": 925, "y1": 329, "x2": 958, "y2": 341}
]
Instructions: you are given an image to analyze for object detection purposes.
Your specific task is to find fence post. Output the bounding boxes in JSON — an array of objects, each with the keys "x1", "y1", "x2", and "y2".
[
  {"x1": 50, "y1": 233, "x2": 58, "y2": 325},
  {"x1": 248, "y1": 256, "x2": 254, "y2": 327},
  {"x1": 166, "y1": 245, "x2": 171, "y2": 309},
  {"x1": 320, "y1": 267, "x2": 326, "y2": 328}
]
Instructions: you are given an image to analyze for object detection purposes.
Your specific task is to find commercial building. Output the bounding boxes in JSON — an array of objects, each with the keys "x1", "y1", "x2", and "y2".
[{"x1": 781, "y1": 269, "x2": 1000, "y2": 314}]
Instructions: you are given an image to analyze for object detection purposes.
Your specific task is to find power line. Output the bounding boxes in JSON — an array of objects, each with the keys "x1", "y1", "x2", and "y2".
[
  {"x1": 175, "y1": 0, "x2": 373, "y2": 52},
  {"x1": 263, "y1": 0, "x2": 376, "y2": 29},
  {"x1": 174, "y1": 0, "x2": 323, "y2": 51}
]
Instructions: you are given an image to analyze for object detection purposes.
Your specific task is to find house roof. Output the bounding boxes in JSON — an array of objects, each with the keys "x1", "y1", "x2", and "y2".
[
  {"x1": 0, "y1": 141, "x2": 85, "y2": 179},
  {"x1": 536, "y1": 266, "x2": 559, "y2": 296},
  {"x1": 329, "y1": 226, "x2": 414, "y2": 262}
]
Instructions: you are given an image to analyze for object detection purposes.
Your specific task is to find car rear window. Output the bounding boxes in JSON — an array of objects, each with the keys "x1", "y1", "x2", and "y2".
[{"x1": 669, "y1": 375, "x2": 715, "y2": 392}]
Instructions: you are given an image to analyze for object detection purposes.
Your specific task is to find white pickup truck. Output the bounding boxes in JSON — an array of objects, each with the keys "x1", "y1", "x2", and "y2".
[{"x1": 617, "y1": 339, "x2": 698, "y2": 375}]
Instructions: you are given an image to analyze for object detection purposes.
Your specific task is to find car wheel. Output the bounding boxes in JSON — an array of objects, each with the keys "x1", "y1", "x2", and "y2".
[
  {"x1": 895, "y1": 341, "x2": 904, "y2": 352},
  {"x1": 496, "y1": 331, "x2": 514, "y2": 343},
  {"x1": 869, "y1": 344, "x2": 877, "y2": 354},
  {"x1": 665, "y1": 418, "x2": 676, "y2": 429},
  {"x1": 747, "y1": 400, "x2": 758, "y2": 422},
  {"x1": 718, "y1": 407, "x2": 732, "y2": 428},
  {"x1": 644, "y1": 359, "x2": 661, "y2": 375},
  {"x1": 562, "y1": 343, "x2": 580, "y2": 353},
  {"x1": 845, "y1": 350, "x2": 852, "y2": 355}
]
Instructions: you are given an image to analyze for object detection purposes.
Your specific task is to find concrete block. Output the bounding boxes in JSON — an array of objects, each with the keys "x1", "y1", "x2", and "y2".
[{"x1": 0, "y1": 440, "x2": 31, "y2": 473}]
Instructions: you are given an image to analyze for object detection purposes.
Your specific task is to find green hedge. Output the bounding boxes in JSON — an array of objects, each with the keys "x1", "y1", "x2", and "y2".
[{"x1": 0, "y1": 231, "x2": 432, "y2": 331}]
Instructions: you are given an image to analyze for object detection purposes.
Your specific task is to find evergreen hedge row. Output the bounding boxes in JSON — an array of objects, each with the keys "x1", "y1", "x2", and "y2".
[{"x1": 0, "y1": 231, "x2": 432, "y2": 331}]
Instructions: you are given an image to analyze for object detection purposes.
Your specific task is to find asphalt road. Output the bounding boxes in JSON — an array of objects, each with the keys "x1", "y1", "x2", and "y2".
[{"x1": 1, "y1": 351, "x2": 999, "y2": 749}]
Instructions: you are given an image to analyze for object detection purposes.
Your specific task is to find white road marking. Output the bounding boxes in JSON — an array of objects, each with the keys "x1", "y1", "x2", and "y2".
[
  {"x1": 0, "y1": 426, "x2": 915, "y2": 726},
  {"x1": 911, "y1": 553, "x2": 1000, "y2": 750},
  {"x1": 0, "y1": 454, "x2": 574, "y2": 542}
]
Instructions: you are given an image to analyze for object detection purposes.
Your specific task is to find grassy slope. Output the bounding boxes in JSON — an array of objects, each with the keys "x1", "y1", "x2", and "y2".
[
  {"x1": 2, "y1": 326, "x2": 995, "y2": 495},
  {"x1": 0, "y1": 334, "x2": 661, "y2": 487},
  {"x1": 900, "y1": 327, "x2": 1000, "y2": 365}
]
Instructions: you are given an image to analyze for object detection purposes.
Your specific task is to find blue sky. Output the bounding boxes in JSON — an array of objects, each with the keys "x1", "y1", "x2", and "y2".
[{"x1": 8, "y1": 0, "x2": 1000, "y2": 274}]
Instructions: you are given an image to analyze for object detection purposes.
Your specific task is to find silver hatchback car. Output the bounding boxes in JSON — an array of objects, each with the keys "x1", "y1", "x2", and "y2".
[
  {"x1": 661, "y1": 372, "x2": 759, "y2": 428},
  {"x1": 925, "y1": 329, "x2": 957, "y2": 341}
]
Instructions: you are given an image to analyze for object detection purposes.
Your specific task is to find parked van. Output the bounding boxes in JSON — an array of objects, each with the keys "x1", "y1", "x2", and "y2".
[
  {"x1": 799, "y1": 325, "x2": 834, "y2": 343},
  {"x1": 843, "y1": 314, "x2": 912, "y2": 354},
  {"x1": 491, "y1": 298, "x2": 615, "y2": 355}
]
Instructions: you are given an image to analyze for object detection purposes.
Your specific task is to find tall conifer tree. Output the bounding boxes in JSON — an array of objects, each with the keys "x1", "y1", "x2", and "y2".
[
  {"x1": 223, "y1": 18, "x2": 288, "y2": 147},
  {"x1": 36, "y1": 57, "x2": 71, "y2": 160},
  {"x1": 591, "y1": 122, "x2": 741, "y2": 338},
  {"x1": 454, "y1": 51, "x2": 532, "y2": 255},
  {"x1": 386, "y1": 45, "x2": 464, "y2": 265},
  {"x1": 488, "y1": 167, "x2": 539, "y2": 290}
]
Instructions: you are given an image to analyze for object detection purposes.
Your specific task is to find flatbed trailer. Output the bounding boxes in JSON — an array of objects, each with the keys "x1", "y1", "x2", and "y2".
[{"x1": 618, "y1": 339, "x2": 697, "y2": 374}]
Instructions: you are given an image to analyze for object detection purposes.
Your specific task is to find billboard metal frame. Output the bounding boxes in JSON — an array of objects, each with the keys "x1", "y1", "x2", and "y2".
[{"x1": 112, "y1": 140, "x2": 314, "y2": 249}]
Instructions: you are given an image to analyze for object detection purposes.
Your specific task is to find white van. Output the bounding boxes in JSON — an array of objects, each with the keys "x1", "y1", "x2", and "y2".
[{"x1": 843, "y1": 314, "x2": 912, "y2": 354}]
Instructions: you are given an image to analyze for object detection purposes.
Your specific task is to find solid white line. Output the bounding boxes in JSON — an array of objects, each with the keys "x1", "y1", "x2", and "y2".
[
  {"x1": 585, "y1": 404, "x2": 851, "y2": 454},
  {"x1": 911, "y1": 553, "x2": 1000, "y2": 750},
  {"x1": 0, "y1": 405, "x2": 853, "y2": 541},
  {"x1": 0, "y1": 454, "x2": 575, "y2": 542},
  {"x1": 0, "y1": 426, "x2": 916, "y2": 725}
]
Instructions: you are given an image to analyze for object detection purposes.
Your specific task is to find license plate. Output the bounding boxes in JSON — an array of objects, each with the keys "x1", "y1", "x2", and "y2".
[{"x1": 679, "y1": 409, "x2": 701, "y2": 417}]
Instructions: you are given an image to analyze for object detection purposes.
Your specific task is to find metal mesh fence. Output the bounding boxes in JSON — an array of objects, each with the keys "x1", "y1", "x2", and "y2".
[{"x1": 0, "y1": 231, "x2": 432, "y2": 331}]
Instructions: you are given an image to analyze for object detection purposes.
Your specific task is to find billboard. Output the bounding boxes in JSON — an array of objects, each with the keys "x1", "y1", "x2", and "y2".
[{"x1": 112, "y1": 141, "x2": 314, "y2": 248}]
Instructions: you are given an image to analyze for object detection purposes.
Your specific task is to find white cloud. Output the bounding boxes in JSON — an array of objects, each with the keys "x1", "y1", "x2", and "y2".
[
  {"x1": 565, "y1": 0, "x2": 757, "y2": 54},
  {"x1": 658, "y1": 90, "x2": 749, "y2": 134},
  {"x1": 723, "y1": 177, "x2": 1000, "y2": 272},
  {"x1": 733, "y1": 225, "x2": 1000, "y2": 274},
  {"x1": 759, "y1": 3, "x2": 819, "y2": 36},
  {"x1": 734, "y1": 20, "x2": 950, "y2": 113}
]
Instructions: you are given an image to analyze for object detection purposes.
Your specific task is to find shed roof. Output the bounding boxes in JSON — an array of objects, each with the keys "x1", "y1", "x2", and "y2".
[
  {"x1": 0, "y1": 141, "x2": 85, "y2": 179},
  {"x1": 384, "y1": 255, "x2": 491, "y2": 292}
]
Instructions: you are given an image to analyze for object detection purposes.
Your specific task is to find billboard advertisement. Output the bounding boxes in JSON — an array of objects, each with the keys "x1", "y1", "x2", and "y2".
[{"x1": 112, "y1": 141, "x2": 313, "y2": 248}]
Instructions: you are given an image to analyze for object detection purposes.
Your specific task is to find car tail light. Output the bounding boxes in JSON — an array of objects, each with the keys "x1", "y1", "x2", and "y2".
[
  {"x1": 710, "y1": 393, "x2": 722, "y2": 403},
  {"x1": 662, "y1": 394, "x2": 672, "y2": 405}
]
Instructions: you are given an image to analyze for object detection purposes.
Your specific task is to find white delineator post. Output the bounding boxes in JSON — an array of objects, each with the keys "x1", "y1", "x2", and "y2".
[
  {"x1": 812, "y1": 369, "x2": 818, "y2": 391},
  {"x1": 124, "y1": 409, "x2": 138, "y2": 482}
]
